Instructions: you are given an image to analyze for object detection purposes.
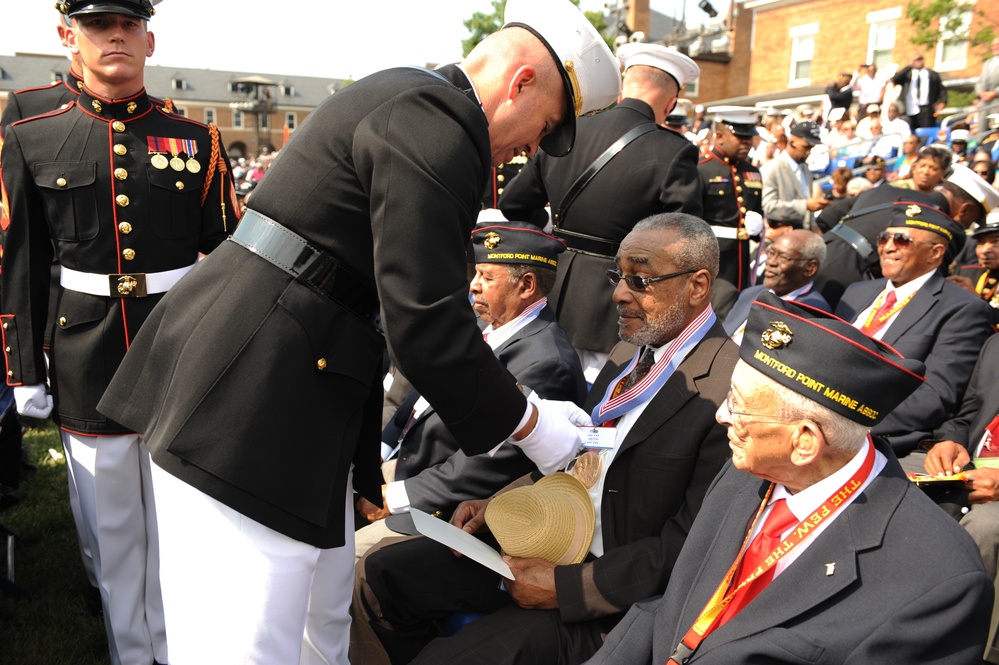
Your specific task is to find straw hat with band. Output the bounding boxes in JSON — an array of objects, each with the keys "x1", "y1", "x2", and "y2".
[{"x1": 485, "y1": 473, "x2": 595, "y2": 565}]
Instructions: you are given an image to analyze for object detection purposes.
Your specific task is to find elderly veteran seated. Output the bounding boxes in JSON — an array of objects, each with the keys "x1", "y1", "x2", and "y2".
[
  {"x1": 586, "y1": 290, "x2": 993, "y2": 665},
  {"x1": 725, "y1": 230, "x2": 829, "y2": 345},
  {"x1": 351, "y1": 213, "x2": 739, "y2": 665},
  {"x1": 355, "y1": 221, "x2": 586, "y2": 558},
  {"x1": 836, "y1": 203, "x2": 992, "y2": 458}
]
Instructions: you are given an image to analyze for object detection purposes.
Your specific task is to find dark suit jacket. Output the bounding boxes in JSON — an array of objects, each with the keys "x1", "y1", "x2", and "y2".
[
  {"x1": 723, "y1": 285, "x2": 830, "y2": 336},
  {"x1": 555, "y1": 323, "x2": 738, "y2": 625},
  {"x1": 836, "y1": 272, "x2": 992, "y2": 455},
  {"x1": 384, "y1": 305, "x2": 585, "y2": 530},
  {"x1": 99, "y1": 66, "x2": 527, "y2": 548},
  {"x1": 891, "y1": 65, "x2": 947, "y2": 109},
  {"x1": 499, "y1": 98, "x2": 703, "y2": 353},
  {"x1": 814, "y1": 186, "x2": 950, "y2": 308},
  {"x1": 586, "y1": 439, "x2": 992, "y2": 665},
  {"x1": 932, "y1": 333, "x2": 999, "y2": 448}
]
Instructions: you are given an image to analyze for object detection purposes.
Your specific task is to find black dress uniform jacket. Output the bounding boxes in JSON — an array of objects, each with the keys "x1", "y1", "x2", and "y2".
[
  {"x1": 1, "y1": 87, "x2": 237, "y2": 434},
  {"x1": 0, "y1": 70, "x2": 84, "y2": 144},
  {"x1": 500, "y1": 98, "x2": 703, "y2": 354},
  {"x1": 698, "y1": 146, "x2": 763, "y2": 290},
  {"x1": 98, "y1": 66, "x2": 531, "y2": 548}
]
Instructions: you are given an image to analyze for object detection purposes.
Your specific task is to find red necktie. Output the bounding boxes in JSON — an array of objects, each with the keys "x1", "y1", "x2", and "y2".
[
  {"x1": 861, "y1": 290, "x2": 897, "y2": 335},
  {"x1": 714, "y1": 499, "x2": 798, "y2": 626},
  {"x1": 979, "y1": 416, "x2": 999, "y2": 457}
]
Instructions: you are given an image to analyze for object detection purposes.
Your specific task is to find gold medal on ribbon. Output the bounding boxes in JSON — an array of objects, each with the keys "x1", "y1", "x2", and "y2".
[
  {"x1": 151, "y1": 154, "x2": 169, "y2": 169},
  {"x1": 570, "y1": 450, "x2": 603, "y2": 489},
  {"x1": 186, "y1": 158, "x2": 201, "y2": 174},
  {"x1": 170, "y1": 156, "x2": 185, "y2": 171}
]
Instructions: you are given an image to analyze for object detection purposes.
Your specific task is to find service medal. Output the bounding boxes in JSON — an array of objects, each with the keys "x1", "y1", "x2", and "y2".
[
  {"x1": 186, "y1": 158, "x2": 201, "y2": 174},
  {"x1": 151, "y1": 154, "x2": 169, "y2": 169},
  {"x1": 170, "y1": 156, "x2": 185, "y2": 171},
  {"x1": 570, "y1": 450, "x2": 602, "y2": 489}
]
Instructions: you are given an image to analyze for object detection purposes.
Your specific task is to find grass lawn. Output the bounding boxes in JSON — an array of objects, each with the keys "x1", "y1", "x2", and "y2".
[{"x1": 0, "y1": 421, "x2": 109, "y2": 665}]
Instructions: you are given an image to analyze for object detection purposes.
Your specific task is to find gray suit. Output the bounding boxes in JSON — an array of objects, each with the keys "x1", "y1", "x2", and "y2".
[
  {"x1": 761, "y1": 154, "x2": 814, "y2": 229},
  {"x1": 585, "y1": 439, "x2": 993, "y2": 665}
]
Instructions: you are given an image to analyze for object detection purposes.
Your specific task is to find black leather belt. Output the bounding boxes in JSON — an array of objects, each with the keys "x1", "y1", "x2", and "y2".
[
  {"x1": 231, "y1": 210, "x2": 379, "y2": 323},
  {"x1": 829, "y1": 223, "x2": 875, "y2": 261},
  {"x1": 553, "y1": 228, "x2": 619, "y2": 260}
]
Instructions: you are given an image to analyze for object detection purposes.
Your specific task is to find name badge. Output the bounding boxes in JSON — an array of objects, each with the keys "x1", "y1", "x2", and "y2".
[{"x1": 578, "y1": 426, "x2": 617, "y2": 449}]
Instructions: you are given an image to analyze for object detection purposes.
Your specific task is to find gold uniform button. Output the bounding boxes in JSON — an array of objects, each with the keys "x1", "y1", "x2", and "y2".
[
  {"x1": 4, "y1": 347, "x2": 9, "y2": 353},
  {"x1": 114, "y1": 168, "x2": 128, "y2": 181},
  {"x1": 112, "y1": 121, "x2": 126, "y2": 132},
  {"x1": 737, "y1": 196, "x2": 744, "y2": 203},
  {"x1": 740, "y1": 206, "x2": 747, "y2": 213},
  {"x1": 59, "y1": 317, "x2": 67, "y2": 327},
  {"x1": 1, "y1": 322, "x2": 6, "y2": 330},
  {"x1": 497, "y1": 187, "x2": 504, "y2": 195},
  {"x1": 6, "y1": 371, "x2": 12, "y2": 378},
  {"x1": 56, "y1": 178, "x2": 67, "y2": 187},
  {"x1": 122, "y1": 248, "x2": 136, "y2": 261},
  {"x1": 116, "y1": 194, "x2": 129, "y2": 207},
  {"x1": 718, "y1": 189, "x2": 725, "y2": 195},
  {"x1": 118, "y1": 222, "x2": 132, "y2": 234},
  {"x1": 736, "y1": 185, "x2": 743, "y2": 193},
  {"x1": 317, "y1": 358, "x2": 327, "y2": 370},
  {"x1": 114, "y1": 144, "x2": 127, "y2": 156},
  {"x1": 175, "y1": 181, "x2": 185, "y2": 190},
  {"x1": 497, "y1": 174, "x2": 505, "y2": 182}
]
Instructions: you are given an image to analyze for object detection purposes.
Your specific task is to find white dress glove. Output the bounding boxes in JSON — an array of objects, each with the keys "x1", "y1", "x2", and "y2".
[
  {"x1": 511, "y1": 397, "x2": 586, "y2": 475},
  {"x1": 14, "y1": 383, "x2": 53, "y2": 419},
  {"x1": 527, "y1": 391, "x2": 594, "y2": 427}
]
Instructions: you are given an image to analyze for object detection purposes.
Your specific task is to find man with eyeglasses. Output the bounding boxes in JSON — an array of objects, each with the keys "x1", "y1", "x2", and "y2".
[
  {"x1": 760, "y1": 120, "x2": 829, "y2": 231},
  {"x1": 724, "y1": 230, "x2": 830, "y2": 344},
  {"x1": 586, "y1": 290, "x2": 991, "y2": 665},
  {"x1": 353, "y1": 213, "x2": 738, "y2": 665},
  {"x1": 836, "y1": 203, "x2": 992, "y2": 459},
  {"x1": 499, "y1": 43, "x2": 702, "y2": 383}
]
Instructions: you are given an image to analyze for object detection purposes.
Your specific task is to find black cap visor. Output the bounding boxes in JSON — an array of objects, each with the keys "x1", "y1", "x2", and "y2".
[
  {"x1": 505, "y1": 22, "x2": 577, "y2": 157},
  {"x1": 67, "y1": 1, "x2": 152, "y2": 20}
]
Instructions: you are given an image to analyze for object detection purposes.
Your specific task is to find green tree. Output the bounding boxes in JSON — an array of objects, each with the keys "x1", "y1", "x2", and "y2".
[
  {"x1": 905, "y1": 0, "x2": 995, "y2": 56},
  {"x1": 462, "y1": 0, "x2": 612, "y2": 57}
]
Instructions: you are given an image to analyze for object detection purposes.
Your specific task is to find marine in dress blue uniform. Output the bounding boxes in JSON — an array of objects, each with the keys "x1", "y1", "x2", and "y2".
[{"x1": 0, "y1": 1, "x2": 237, "y2": 662}]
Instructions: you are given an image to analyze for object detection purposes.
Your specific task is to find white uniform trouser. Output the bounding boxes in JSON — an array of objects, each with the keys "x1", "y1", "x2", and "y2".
[
  {"x1": 63, "y1": 432, "x2": 167, "y2": 665},
  {"x1": 151, "y1": 462, "x2": 355, "y2": 665}
]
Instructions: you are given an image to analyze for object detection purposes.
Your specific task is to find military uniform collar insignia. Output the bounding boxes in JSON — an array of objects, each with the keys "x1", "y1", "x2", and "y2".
[{"x1": 78, "y1": 87, "x2": 153, "y2": 123}]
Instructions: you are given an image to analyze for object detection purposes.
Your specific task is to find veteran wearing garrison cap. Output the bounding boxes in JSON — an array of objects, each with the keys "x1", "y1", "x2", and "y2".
[
  {"x1": 353, "y1": 220, "x2": 585, "y2": 558},
  {"x1": 0, "y1": 1, "x2": 239, "y2": 663},
  {"x1": 500, "y1": 42, "x2": 703, "y2": 381},
  {"x1": 836, "y1": 203, "x2": 992, "y2": 458},
  {"x1": 698, "y1": 106, "x2": 764, "y2": 293},
  {"x1": 96, "y1": 0, "x2": 621, "y2": 662},
  {"x1": 587, "y1": 290, "x2": 993, "y2": 665}
]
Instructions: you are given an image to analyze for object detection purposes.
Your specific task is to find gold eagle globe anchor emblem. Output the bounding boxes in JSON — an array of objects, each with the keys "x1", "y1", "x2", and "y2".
[
  {"x1": 761, "y1": 321, "x2": 793, "y2": 349},
  {"x1": 483, "y1": 232, "x2": 502, "y2": 250},
  {"x1": 117, "y1": 275, "x2": 138, "y2": 296}
]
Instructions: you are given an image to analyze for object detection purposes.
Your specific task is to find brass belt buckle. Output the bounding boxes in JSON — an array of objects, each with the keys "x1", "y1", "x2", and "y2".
[{"x1": 109, "y1": 273, "x2": 147, "y2": 298}]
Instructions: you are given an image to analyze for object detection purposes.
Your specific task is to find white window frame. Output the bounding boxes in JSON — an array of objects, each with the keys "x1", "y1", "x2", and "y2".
[
  {"x1": 260, "y1": 113, "x2": 270, "y2": 130},
  {"x1": 285, "y1": 112, "x2": 298, "y2": 130},
  {"x1": 935, "y1": 5, "x2": 973, "y2": 71},
  {"x1": 233, "y1": 110, "x2": 244, "y2": 129},
  {"x1": 204, "y1": 107, "x2": 216, "y2": 125},
  {"x1": 866, "y1": 8, "x2": 901, "y2": 70},
  {"x1": 684, "y1": 78, "x2": 700, "y2": 98},
  {"x1": 788, "y1": 23, "x2": 819, "y2": 87},
  {"x1": 174, "y1": 106, "x2": 187, "y2": 117}
]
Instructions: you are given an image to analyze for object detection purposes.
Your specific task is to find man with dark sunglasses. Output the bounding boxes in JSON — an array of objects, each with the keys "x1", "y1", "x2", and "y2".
[{"x1": 836, "y1": 203, "x2": 992, "y2": 459}]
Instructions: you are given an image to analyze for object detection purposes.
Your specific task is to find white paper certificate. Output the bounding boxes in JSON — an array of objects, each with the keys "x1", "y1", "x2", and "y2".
[{"x1": 410, "y1": 508, "x2": 514, "y2": 580}]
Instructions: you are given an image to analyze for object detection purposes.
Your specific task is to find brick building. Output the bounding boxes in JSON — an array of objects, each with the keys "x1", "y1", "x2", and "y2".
[{"x1": 0, "y1": 53, "x2": 348, "y2": 158}]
